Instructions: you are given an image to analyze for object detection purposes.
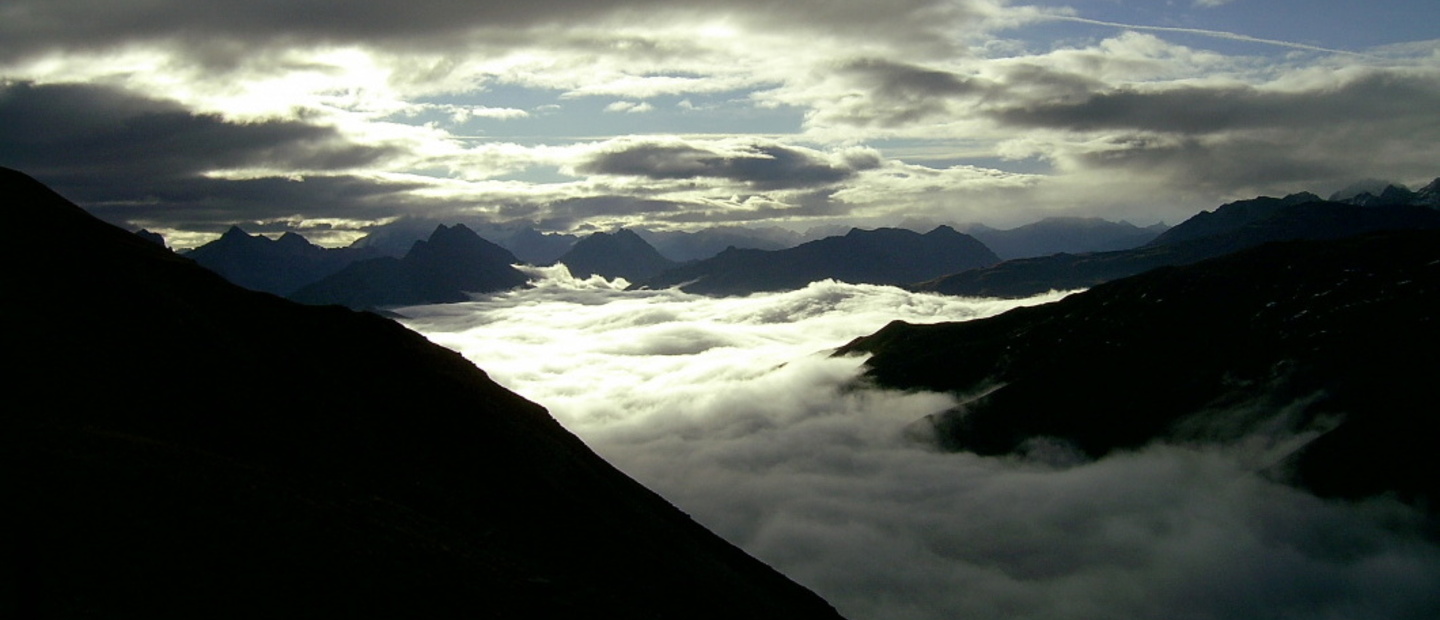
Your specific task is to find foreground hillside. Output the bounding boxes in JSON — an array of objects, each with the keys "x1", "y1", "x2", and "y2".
[
  {"x1": 0, "y1": 167, "x2": 842, "y2": 619},
  {"x1": 843, "y1": 231, "x2": 1440, "y2": 511}
]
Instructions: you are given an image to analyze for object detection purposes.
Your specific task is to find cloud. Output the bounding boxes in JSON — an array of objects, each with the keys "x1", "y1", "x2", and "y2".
[
  {"x1": 578, "y1": 140, "x2": 882, "y2": 190},
  {"x1": 0, "y1": 80, "x2": 425, "y2": 232},
  {"x1": 0, "y1": 0, "x2": 991, "y2": 65},
  {"x1": 400, "y1": 273, "x2": 1440, "y2": 620},
  {"x1": 604, "y1": 100, "x2": 656, "y2": 114},
  {"x1": 4, "y1": 1, "x2": 1436, "y2": 243},
  {"x1": 0, "y1": 81, "x2": 396, "y2": 176},
  {"x1": 990, "y1": 70, "x2": 1440, "y2": 135}
]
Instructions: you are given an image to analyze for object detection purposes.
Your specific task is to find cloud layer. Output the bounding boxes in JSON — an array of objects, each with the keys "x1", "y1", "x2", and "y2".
[
  {"x1": 401, "y1": 270, "x2": 1440, "y2": 620},
  {"x1": 2, "y1": 1, "x2": 1437, "y2": 246}
]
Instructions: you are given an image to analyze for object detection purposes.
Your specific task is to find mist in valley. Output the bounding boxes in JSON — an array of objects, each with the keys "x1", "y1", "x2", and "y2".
[{"x1": 399, "y1": 267, "x2": 1440, "y2": 620}]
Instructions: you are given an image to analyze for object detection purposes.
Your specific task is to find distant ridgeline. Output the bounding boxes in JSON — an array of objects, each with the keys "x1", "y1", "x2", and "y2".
[
  {"x1": 174, "y1": 176, "x2": 1438, "y2": 307},
  {"x1": 917, "y1": 178, "x2": 1440, "y2": 297},
  {"x1": 0, "y1": 166, "x2": 845, "y2": 619},
  {"x1": 841, "y1": 229, "x2": 1440, "y2": 516}
]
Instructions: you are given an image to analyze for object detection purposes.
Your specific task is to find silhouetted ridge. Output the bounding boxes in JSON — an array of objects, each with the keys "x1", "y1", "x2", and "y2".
[
  {"x1": 919, "y1": 193, "x2": 1440, "y2": 298},
  {"x1": 963, "y1": 217, "x2": 1166, "y2": 259},
  {"x1": 637, "y1": 226, "x2": 999, "y2": 295},
  {"x1": 290, "y1": 223, "x2": 529, "y2": 310},
  {"x1": 0, "y1": 166, "x2": 844, "y2": 620},
  {"x1": 185, "y1": 225, "x2": 381, "y2": 296},
  {"x1": 842, "y1": 230, "x2": 1440, "y2": 511},
  {"x1": 556, "y1": 228, "x2": 676, "y2": 281}
]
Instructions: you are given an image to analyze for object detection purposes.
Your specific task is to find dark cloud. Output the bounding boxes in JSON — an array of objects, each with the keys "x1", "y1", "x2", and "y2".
[
  {"x1": 0, "y1": 0, "x2": 975, "y2": 64},
  {"x1": 535, "y1": 195, "x2": 686, "y2": 230},
  {"x1": 78, "y1": 175, "x2": 427, "y2": 233},
  {"x1": 986, "y1": 69, "x2": 1440, "y2": 197},
  {"x1": 815, "y1": 58, "x2": 991, "y2": 128},
  {"x1": 991, "y1": 70, "x2": 1440, "y2": 134},
  {"x1": 0, "y1": 81, "x2": 396, "y2": 179},
  {"x1": 579, "y1": 142, "x2": 880, "y2": 189},
  {"x1": 0, "y1": 80, "x2": 407, "y2": 231}
]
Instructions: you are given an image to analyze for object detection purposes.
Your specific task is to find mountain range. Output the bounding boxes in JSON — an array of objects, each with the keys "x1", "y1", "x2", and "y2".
[
  {"x1": 288, "y1": 223, "x2": 530, "y2": 310},
  {"x1": 918, "y1": 184, "x2": 1440, "y2": 298},
  {"x1": 636, "y1": 226, "x2": 1001, "y2": 295},
  {"x1": 0, "y1": 166, "x2": 843, "y2": 619},
  {"x1": 184, "y1": 225, "x2": 382, "y2": 296},
  {"x1": 554, "y1": 228, "x2": 677, "y2": 281},
  {"x1": 962, "y1": 216, "x2": 1167, "y2": 260},
  {"x1": 840, "y1": 229, "x2": 1440, "y2": 513}
]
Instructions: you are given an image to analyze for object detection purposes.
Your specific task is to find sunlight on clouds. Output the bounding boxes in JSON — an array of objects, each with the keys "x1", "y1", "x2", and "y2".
[
  {"x1": 401, "y1": 268, "x2": 1065, "y2": 432},
  {"x1": 402, "y1": 271, "x2": 1440, "y2": 620}
]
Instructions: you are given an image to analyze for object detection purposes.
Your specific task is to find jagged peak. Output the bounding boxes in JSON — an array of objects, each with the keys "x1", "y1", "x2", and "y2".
[
  {"x1": 1281, "y1": 191, "x2": 1323, "y2": 206},
  {"x1": 925, "y1": 224, "x2": 960, "y2": 236},
  {"x1": 221, "y1": 225, "x2": 252, "y2": 239}
]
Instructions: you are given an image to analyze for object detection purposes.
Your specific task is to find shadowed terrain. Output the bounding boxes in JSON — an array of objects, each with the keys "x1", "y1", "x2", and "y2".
[
  {"x1": 0, "y1": 167, "x2": 843, "y2": 619},
  {"x1": 843, "y1": 231, "x2": 1440, "y2": 513}
]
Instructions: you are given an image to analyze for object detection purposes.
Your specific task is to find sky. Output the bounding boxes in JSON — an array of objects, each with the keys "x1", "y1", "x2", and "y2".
[
  {"x1": 1, "y1": 0, "x2": 1437, "y2": 248},
  {"x1": 401, "y1": 268, "x2": 1440, "y2": 620}
]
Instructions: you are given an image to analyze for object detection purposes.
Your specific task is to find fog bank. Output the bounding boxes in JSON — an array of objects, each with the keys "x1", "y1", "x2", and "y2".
[{"x1": 402, "y1": 268, "x2": 1439, "y2": 620}]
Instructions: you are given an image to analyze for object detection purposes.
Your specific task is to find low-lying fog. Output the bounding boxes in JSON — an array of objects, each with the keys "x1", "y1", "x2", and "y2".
[{"x1": 401, "y1": 266, "x2": 1439, "y2": 620}]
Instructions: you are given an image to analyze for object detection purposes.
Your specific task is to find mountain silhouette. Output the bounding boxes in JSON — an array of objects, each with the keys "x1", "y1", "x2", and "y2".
[
  {"x1": 841, "y1": 230, "x2": 1440, "y2": 511},
  {"x1": 555, "y1": 228, "x2": 676, "y2": 281},
  {"x1": 0, "y1": 166, "x2": 843, "y2": 619},
  {"x1": 638, "y1": 226, "x2": 1000, "y2": 295},
  {"x1": 636, "y1": 226, "x2": 802, "y2": 262},
  {"x1": 290, "y1": 223, "x2": 529, "y2": 310},
  {"x1": 185, "y1": 226, "x2": 381, "y2": 295},
  {"x1": 919, "y1": 192, "x2": 1440, "y2": 298},
  {"x1": 965, "y1": 217, "x2": 1167, "y2": 259}
]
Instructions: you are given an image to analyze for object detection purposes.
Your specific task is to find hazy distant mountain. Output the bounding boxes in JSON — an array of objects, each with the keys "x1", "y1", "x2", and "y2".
[
  {"x1": 636, "y1": 226, "x2": 803, "y2": 262},
  {"x1": 352, "y1": 220, "x2": 578, "y2": 265},
  {"x1": 556, "y1": 229, "x2": 676, "y2": 281},
  {"x1": 500, "y1": 226, "x2": 578, "y2": 265},
  {"x1": 0, "y1": 166, "x2": 843, "y2": 620},
  {"x1": 921, "y1": 194, "x2": 1440, "y2": 298},
  {"x1": 1327, "y1": 178, "x2": 1398, "y2": 202},
  {"x1": 964, "y1": 216, "x2": 1168, "y2": 259},
  {"x1": 638, "y1": 226, "x2": 1000, "y2": 295},
  {"x1": 1331, "y1": 177, "x2": 1440, "y2": 208},
  {"x1": 184, "y1": 226, "x2": 381, "y2": 295},
  {"x1": 344, "y1": 217, "x2": 438, "y2": 257},
  {"x1": 290, "y1": 223, "x2": 528, "y2": 310},
  {"x1": 842, "y1": 230, "x2": 1440, "y2": 509}
]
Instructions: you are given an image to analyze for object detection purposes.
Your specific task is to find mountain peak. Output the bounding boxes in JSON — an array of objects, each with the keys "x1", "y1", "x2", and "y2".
[
  {"x1": 221, "y1": 225, "x2": 253, "y2": 240},
  {"x1": 925, "y1": 224, "x2": 960, "y2": 236},
  {"x1": 558, "y1": 228, "x2": 675, "y2": 280}
]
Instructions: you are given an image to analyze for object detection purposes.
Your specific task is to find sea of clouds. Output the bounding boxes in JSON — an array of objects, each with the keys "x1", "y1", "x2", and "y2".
[{"x1": 401, "y1": 266, "x2": 1440, "y2": 620}]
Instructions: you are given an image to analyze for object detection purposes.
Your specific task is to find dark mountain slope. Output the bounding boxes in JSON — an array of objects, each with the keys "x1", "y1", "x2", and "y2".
[
  {"x1": 184, "y1": 226, "x2": 380, "y2": 295},
  {"x1": 289, "y1": 223, "x2": 529, "y2": 309},
  {"x1": 1145, "y1": 192, "x2": 1322, "y2": 247},
  {"x1": 920, "y1": 198, "x2": 1440, "y2": 298},
  {"x1": 0, "y1": 167, "x2": 843, "y2": 620},
  {"x1": 556, "y1": 228, "x2": 676, "y2": 281},
  {"x1": 639, "y1": 226, "x2": 1000, "y2": 295},
  {"x1": 840, "y1": 231, "x2": 1440, "y2": 508}
]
